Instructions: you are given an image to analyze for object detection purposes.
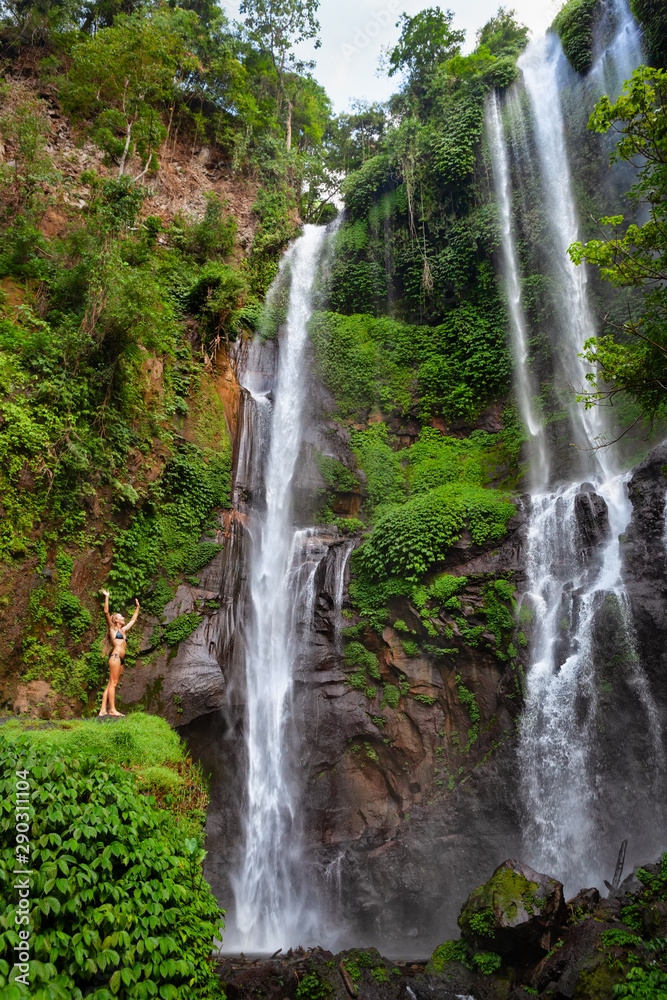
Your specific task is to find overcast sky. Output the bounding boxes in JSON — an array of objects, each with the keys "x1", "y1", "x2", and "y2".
[{"x1": 219, "y1": 0, "x2": 563, "y2": 111}]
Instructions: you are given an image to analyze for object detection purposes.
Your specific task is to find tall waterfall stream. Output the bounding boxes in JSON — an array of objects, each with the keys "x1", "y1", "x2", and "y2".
[{"x1": 225, "y1": 223, "x2": 350, "y2": 951}]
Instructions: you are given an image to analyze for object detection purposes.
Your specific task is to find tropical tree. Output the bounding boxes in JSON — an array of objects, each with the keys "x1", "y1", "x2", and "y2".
[
  {"x1": 62, "y1": 9, "x2": 199, "y2": 179},
  {"x1": 387, "y1": 8, "x2": 465, "y2": 93},
  {"x1": 239, "y1": 0, "x2": 321, "y2": 149},
  {"x1": 569, "y1": 66, "x2": 667, "y2": 418}
]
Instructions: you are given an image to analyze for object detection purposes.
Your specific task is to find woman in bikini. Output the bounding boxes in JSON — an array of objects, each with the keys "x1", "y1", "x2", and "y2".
[{"x1": 99, "y1": 589, "x2": 140, "y2": 717}]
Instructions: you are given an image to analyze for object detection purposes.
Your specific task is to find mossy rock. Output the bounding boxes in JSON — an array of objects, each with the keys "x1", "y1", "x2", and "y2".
[
  {"x1": 552, "y1": 0, "x2": 602, "y2": 74},
  {"x1": 573, "y1": 960, "x2": 623, "y2": 1000},
  {"x1": 458, "y1": 859, "x2": 566, "y2": 958}
]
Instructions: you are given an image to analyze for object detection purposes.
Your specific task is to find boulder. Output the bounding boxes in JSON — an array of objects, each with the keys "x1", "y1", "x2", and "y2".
[
  {"x1": 531, "y1": 917, "x2": 624, "y2": 998},
  {"x1": 574, "y1": 486, "x2": 610, "y2": 557},
  {"x1": 458, "y1": 859, "x2": 567, "y2": 958}
]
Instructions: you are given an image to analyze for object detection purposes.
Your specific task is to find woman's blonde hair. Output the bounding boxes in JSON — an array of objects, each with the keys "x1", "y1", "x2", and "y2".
[{"x1": 101, "y1": 613, "x2": 124, "y2": 659}]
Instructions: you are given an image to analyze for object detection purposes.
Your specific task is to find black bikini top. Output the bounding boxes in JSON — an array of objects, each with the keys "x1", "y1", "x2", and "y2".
[{"x1": 115, "y1": 630, "x2": 124, "y2": 639}]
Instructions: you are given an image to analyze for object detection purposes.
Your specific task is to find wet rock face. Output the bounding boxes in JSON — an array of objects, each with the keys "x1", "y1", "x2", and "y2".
[
  {"x1": 458, "y1": 860, "x2": 566, "y2": 959},
  {"x1": 573, "y1": 485, "x2": 609, "y2": 560},
  {"x1": 623, "y1": 443, "x2": 667, "y2": 712}
]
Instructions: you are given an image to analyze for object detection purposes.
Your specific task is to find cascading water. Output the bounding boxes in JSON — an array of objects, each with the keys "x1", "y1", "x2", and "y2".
[
  {"x1": 489, "y1": 5, "x2": 665, "y2": 892},
  {"x1": 486, "y1": 92, "x2": 548, "y2": 489},
  {"x1": 228, "y1": 224, "x2": 333, "y2": 951}
]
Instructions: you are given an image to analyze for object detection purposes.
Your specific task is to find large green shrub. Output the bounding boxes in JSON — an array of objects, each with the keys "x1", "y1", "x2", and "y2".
[
  {"x1": 356, "y1": 484, "x2": 515, "y2": 582},
  {"x1": 0, "y1": 735, "x2": 225, "y2": 999}
]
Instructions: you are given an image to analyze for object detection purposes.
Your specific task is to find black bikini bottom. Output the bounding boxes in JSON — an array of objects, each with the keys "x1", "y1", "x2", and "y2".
[{"x1": 111, "y1": 653, "x2": 125, "y2": 666}]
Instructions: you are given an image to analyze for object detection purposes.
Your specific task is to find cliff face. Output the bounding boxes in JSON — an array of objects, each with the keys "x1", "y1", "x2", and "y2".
[
  {"x1": 623, "y1": 443, "x2": 667, "y2": 709},
  {"x1": 175, "y1": 437, "x2": 667, "y2": 955}
]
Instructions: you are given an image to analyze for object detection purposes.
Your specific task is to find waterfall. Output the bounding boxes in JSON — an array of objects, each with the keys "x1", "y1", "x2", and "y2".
[
  {"x1": 228, "y1": 224, "x2": 333, "y2": 951},
  {"x1": 486, "y1": 92, "x2": 548, "y2": 488},
  {"x1": 488, "y1": 8, "x2": 665, "y2": 891}
]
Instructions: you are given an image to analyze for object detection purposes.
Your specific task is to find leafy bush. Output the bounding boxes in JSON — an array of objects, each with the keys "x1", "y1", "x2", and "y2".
[
  {"x1": 187, "y1": 262, "x2": 248, "y2": 343},
  {"x1": 471, "y1": 951, "x2": 502, "y2": 975},
  {"x1": 427, "y1": 574, "x2": 468, "y2": 607},
  {"x1": 171, "y1": 193, "x2": 236, "y2": 262},
  {"x1": 0, "y1": 735, "x2": 225, "y2": 999},
  {"x1": 406, "y1": 428, "x2": 490, "y2": 493},
  {"x1": 183, "y1": 543, "x2": 224, "y2": 575},
  {"x1": 429, "y1": 939, "x2": 467, "y2": 971},
  {"x1": 314, "y1": 453, "x2": 359, "y2": 492},
  {"x1": 344, "y1": 642, "x2": 380, "y2": 677},
  {"x1": 356, "y1": 484, "x2": 514, "y2": 582},
  {"x1": 342, "y1": 154, "x2": 393, "y2": 219}
]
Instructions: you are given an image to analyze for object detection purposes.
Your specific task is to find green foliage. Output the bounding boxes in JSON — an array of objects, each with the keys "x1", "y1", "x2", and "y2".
[
  {"x1": 162, "y1": 613, "x2": 202, "y2": 646},
  {"x1": 382, "y1": 684, "x2": 400, "y2": 709},
  {"x1": 351, "y1": 424, "x2": 405, "y2": 513},
  {"x1": 602, "y1": 930, "x2": 643, "y2": 949},
  {"x1": 344, "y1": 642, "x2": 380, "y2": 678},
  {"x1": 406, "y1": 428, "x2": 490, "y2": 492},
  {"x1": 468, "y1": 907, "x2": 495, "y2": 938},
  {"x1": 471, "y1": 951, "x2": 502, "y2": 975},
  {"x1": 401, "y1": 639, "x2": 420, "y2": 657},
  {"x1": 247, "y1": 186, "x2": 301, "y2": 295},
  {"x1": 296, "y1": 972, "x2": 331, "y2": 1000},
  {"x1": 20, "y1": 553, "x2": 98, "y2": 700},
  {"x1": 309, "y1": 305, "x2": 511, "y2": 422},
  {"x1": 171, "y1": 193, "x2": 237, "y2": 263},
  {"x1": 614, "y1": 965, "x2": 667, "y2": 999},
  {"x1": 314, "y1": 453, "x2": 359, "y2": 492},
  {"x1": 0, "y1": 713, "x2": 184, "y2": 768},
  {"x1": 0, "y1": 87, "x2": 58, "y2": 218},
  {"x1": 427, "y1": 574, "x2": 468, "y2": 607},
  {"x1": 348, "y1": 574, "x2": 414, "y2": 633},
  {"x1": 569, "y1": 67, "x2": 667, "y2": 419},
  {"x1": 456, "y1": 674, "x2": 481, "y2": 750},
  {"x1": 428, "y1": 939, "x2": 467, "y2": 972},
  {"x1": 62, "y1": 10, "x2": 199, "y2": 177},
  {"x1": 0, "y1": 734, "x2": 224, "y2": 999},
  {"x1": 187, "y1": 262, "x2": 248, "y2": 344},
  {"x1": 552, "y1": 0, "x2": 601, "y2": 73},
  {"x1": 144, "y1": 578, "x2": 177, "y2": 617},
  {"x1": 387, "y1": 8, "x2": 465, "y2": 92},
  {"x1": 342, "y1": 957, "x2": 361, "y2": 981},
  {"x1": 356, "y1": 484, "x2": 514, "y2": 582},
  {"x1": 630, "y1": 0, "x2": 667, "y2": 67},
  {"x1": 482, "y1": 578, "x2": 516, "y2": 659},
  {"x1": 183, "y1": 543, "x2": 224, "y2": 575},
  {"x1": 109, "y1": 444, "x2": 231, "y2": 606}
]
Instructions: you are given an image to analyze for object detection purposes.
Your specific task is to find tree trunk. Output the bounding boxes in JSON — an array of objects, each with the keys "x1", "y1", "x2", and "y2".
[
  {"x1": 286, "y1": 100, "x2": 293, "y2": 152},
  {"x1": 118, "y1": 120, "x2": 133, "y2": 177}
]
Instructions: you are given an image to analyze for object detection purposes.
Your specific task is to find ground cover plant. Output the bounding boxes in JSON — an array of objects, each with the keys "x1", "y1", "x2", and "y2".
[{"x1": 0, "y1": 718, "x2": 223, "y2": 999}]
